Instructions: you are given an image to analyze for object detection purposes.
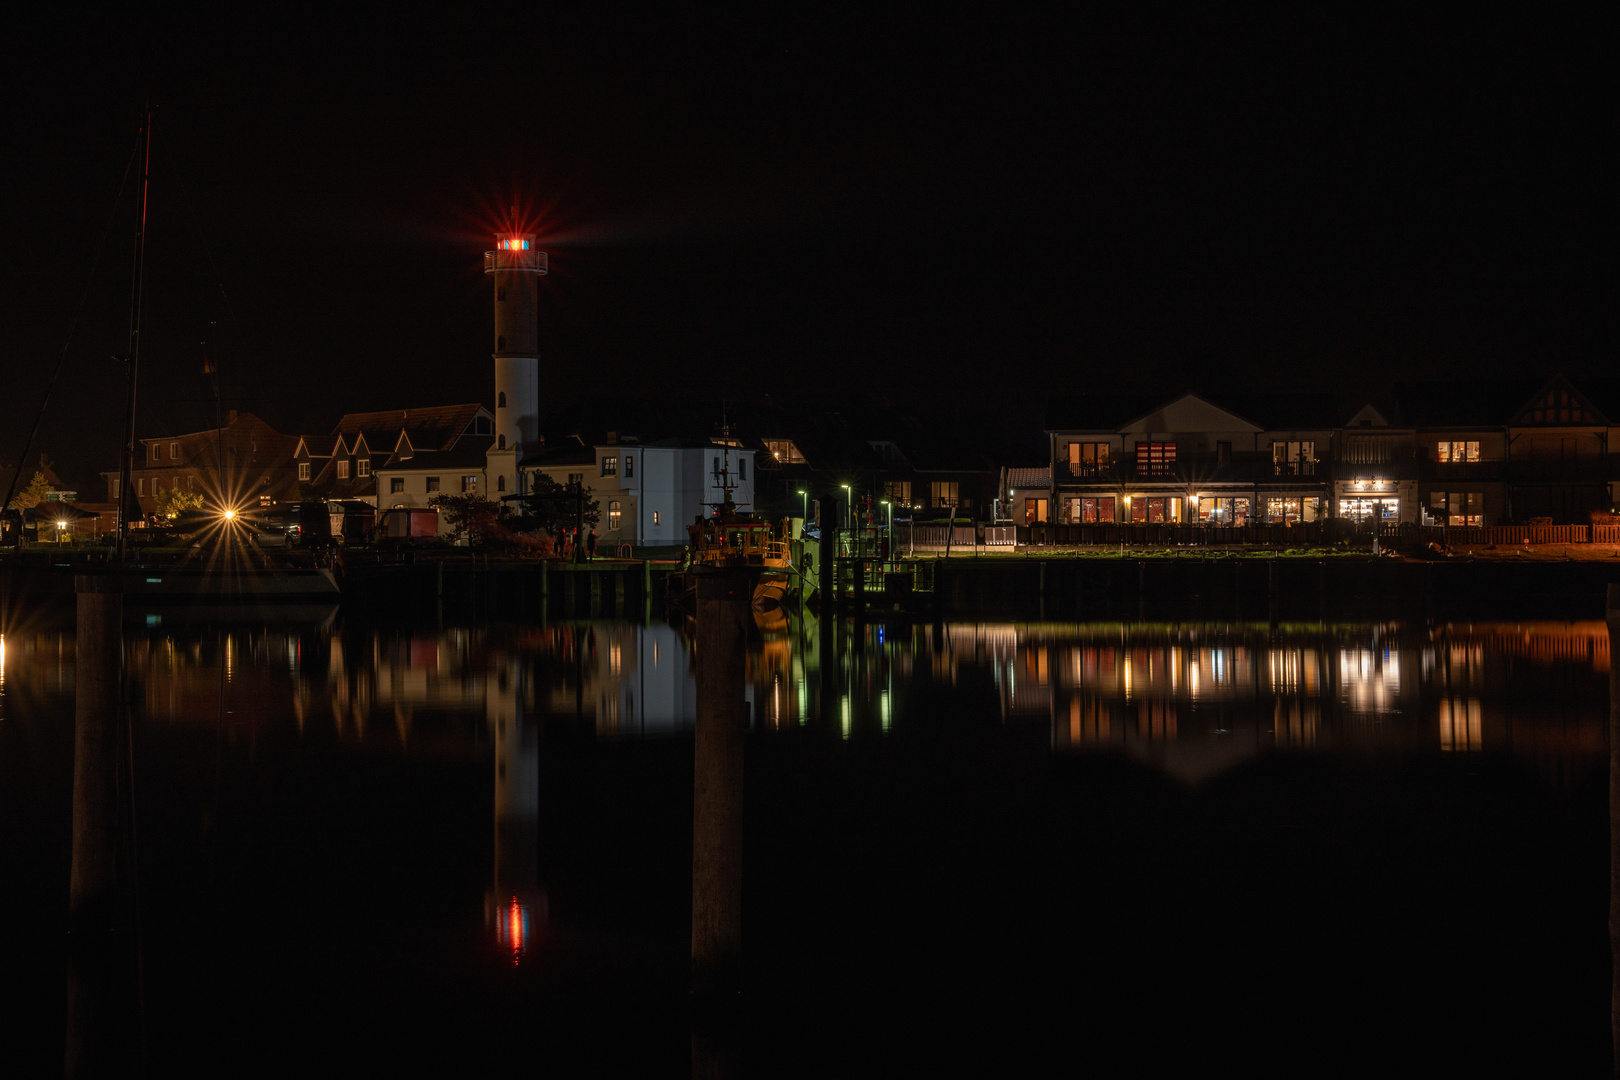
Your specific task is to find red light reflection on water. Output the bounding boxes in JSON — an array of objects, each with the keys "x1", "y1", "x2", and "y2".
[{"x1": 496, "y1": 895, "x2": 529, "y2": 965}]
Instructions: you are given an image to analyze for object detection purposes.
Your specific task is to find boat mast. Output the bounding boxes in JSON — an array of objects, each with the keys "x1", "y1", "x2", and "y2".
[{"x1": 116, "y1": 106, "x2": 153, "y2": 564}]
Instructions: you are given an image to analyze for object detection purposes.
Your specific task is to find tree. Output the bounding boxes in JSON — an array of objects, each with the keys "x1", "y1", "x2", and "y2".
[
  {"x1": 8, "y1": 471, "x2": 51, "y2": 509},
  {"x1": 509, "y1": 474, "x2": 600, "y2": 536},
  {"x1": 429, "y1": 492, "x2": 502, "y2": 545},
  {"x1": 154, "y1": 487, "x2": 205, "y2": 520}
]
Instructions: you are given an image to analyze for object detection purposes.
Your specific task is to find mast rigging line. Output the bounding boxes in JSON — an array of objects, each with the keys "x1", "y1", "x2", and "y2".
[{"x1": 0, "y1": 132, "x2": 142, "y2": 514}]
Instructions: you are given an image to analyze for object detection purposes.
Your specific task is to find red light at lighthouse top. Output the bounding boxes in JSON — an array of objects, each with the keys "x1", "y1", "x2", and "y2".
[{"x1": 484, "y1": 234, "x2": 548, "y2": 275}]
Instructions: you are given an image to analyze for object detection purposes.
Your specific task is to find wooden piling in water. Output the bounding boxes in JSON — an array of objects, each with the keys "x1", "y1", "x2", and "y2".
[
  {"x1": 1608, "y1": 582, "x2": 1619, "y2": 1067},
  {"x1": 67, "y1": 572, "x2": 135, "y2": 1074},
  {"x1": 692, "y1": 566, "x2": 750, "y2": 997}
]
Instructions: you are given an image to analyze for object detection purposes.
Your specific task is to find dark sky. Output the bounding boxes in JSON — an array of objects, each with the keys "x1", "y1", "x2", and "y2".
[{"x1": 2, "y1": 12, "x2": 1611, "y2": 490}]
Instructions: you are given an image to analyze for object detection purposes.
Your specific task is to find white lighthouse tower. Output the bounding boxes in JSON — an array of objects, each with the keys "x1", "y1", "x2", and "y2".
[{"x1": 484, "y1": 231, "x2": 546, "y2": 497}]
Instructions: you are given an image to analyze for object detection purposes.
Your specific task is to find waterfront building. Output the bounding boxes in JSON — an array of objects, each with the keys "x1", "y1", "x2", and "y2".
[{"x1": 106, "y1": 410, "x2": 300, "y2": 517}]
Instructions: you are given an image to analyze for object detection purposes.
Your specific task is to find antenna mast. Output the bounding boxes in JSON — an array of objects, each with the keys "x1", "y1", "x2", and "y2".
[{"x1": 116, "y1": 106, "x2": 153, "y2": 564}]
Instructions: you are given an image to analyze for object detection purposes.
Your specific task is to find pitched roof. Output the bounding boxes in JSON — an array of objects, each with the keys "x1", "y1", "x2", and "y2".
[
  {"x1": 333, "y1": 404, "x2": 487, "y2": 452},
  {"x1": 1006, "y1": 467, "x2": 1050, "y2": 490},
  {"x1": 1045, "y1": 393, "x2": 1165, "y2": 431},
  {"x1": 1394, "y1": 381, "x2": 1539, "y2": 427},
  {"x1": 381, "y1": 436, "x2": 495, "y2": 470}
]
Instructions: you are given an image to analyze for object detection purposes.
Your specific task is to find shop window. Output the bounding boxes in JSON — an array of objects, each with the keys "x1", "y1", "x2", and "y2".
[
  {"x1": 1130, "y1": 496, "x2": 1183, "y2": 523},
  {"x1": 1195, "y1": 497, "x2": 1249, "y2": 525}
]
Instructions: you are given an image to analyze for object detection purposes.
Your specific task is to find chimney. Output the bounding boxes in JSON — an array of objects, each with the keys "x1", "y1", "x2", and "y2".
[{"x1": 606, "y1": 431, "x2": 618, "y2": 445}]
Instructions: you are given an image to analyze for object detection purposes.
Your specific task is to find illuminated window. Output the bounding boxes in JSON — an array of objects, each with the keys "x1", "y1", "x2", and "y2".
[
  {"x1": 1067, "y1": 442, "x2": 1110, "y2": 476},
  {"x1": 1025, "y1": 497, "x2": 1049, "y2": 524},
  {"x1": 608, "y1": 500, "x2": 621, "y2": 530},
  {"x1": 461, "y1": 475, "x2": 478, "y2": 493},
  {"x1": 337, "y1": 460, "x2": 349, "y2": 479},
  {"x1": 1133, "y1": 496, "x2": 1187, "y2": 523},
  {"x1": 601, "y1": 456, "x2": 618, "y2": 477},
  {"x1": 763, "y1": 438, "x2": 805, "y2": 464},
  {"x1": 1272, "y1": 441, "x2": 1315, "y2": 476},
  {"x1": 357, "y1": 458, "x2": 370, "y2": 478},
  {"x1": 1134, "y1": 442, "x2": 1176, "y2": 476},
  {"x1": 884, "y1": 480, "x2": 911, "y2": 503},
  {"x1": 390, "y1": 477, "x2": 404, "y2": 494},
  {"x1": 1435, "y1": 441, "x2": 1480, "y2": 463},
  {"x1": 1194, "y1": 497, "x2": 1246, "y2": 525},
  {"x1": 1429, "y1": 491, "x2": 1484, "y2": 527},
  {"x1": 652, "y1": 511, "x2": 661, "y2": 526},
  {"x1": 930, "y1": 481, "x2": 960, "y2": 508},
  {"x1": 425, "y1": 476, "x2": 440, "y2": 493},
  {"x1": 298, "y1": 462, "x2": 310, "y2": 481}
]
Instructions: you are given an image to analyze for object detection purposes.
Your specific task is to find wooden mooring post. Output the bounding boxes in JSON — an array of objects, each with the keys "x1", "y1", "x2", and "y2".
[
  {"x1": 67, "y1": 572, "x2": 138, "y2": 1075},
  {"x1": 1608, "y1": 582, "x2": 1619, "y2": 1068},
  {"x1": 691, "y1": 566, "x2": 751, "y2": 998}
]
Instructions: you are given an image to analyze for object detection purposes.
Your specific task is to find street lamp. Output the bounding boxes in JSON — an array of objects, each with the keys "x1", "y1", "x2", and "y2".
[
  {"x1": 797, "y1": 489, "x2": 808, "y2": 530},
  {"x1": 880, "y1": 499, "x2": 892, "y2": 559},
  {"x1": 839, "y1": 483, "x2": 851, "y2": 524},
  {"x1": 56, "y1": 520, "x2": 67, "y2": 545}
]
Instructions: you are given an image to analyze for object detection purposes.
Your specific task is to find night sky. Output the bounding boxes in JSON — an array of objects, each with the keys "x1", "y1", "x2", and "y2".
[{"x1": 3, "y1": 13, "x2": 1611, "y2": 491}]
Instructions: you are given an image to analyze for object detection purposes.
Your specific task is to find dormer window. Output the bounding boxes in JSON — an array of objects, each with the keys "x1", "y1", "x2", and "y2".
[
  {"x1": 298, "y1": 462, "x2": 310, "y2": 481},
  {"x1": 337, "y1": 459, "x2": 350, "y2": 479},
  {"x1": 357, "y1": 458, "x2": 370, "y2": 478}
]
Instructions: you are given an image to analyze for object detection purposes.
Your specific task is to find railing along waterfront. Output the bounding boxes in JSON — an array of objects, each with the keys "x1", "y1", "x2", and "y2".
[{"x1": 895, "y1": 521, "x2": 1618, "y2": 550}]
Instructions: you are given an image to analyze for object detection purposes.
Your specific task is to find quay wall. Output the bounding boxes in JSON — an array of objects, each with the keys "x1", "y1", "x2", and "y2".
[{"x1": 920, "y1": 556, "x2": 1620, "y2": 620}]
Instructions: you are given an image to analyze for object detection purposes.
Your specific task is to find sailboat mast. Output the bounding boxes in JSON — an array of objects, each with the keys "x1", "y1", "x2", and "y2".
[{"x1": 116, "y1": 107, "x2": 153, "y2": 563}]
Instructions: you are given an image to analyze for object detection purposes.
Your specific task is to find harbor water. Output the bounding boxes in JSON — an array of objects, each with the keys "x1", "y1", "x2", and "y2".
[{"x1": 1, "y1": 609, "x2": 1609, "y2": 1072}]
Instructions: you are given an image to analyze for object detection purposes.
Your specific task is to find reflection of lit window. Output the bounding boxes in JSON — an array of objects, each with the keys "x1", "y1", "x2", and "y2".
[
  {"x1": 1438, "y1": 699, "x2": 1482, "y2": 752},
  {"x1": 609, "y1": 642, "x2": 621, "y2": 675}
]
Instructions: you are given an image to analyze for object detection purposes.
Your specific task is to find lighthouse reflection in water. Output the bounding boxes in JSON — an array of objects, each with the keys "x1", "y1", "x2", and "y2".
[{"x1": 95, "y1": 613, "x2": 1611, "y2": 965}]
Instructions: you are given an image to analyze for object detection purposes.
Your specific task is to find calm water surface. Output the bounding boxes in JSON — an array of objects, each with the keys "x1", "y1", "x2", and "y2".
[{"x1": 1, "y1": 611, "x2": 1610, "y2": 1073}]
